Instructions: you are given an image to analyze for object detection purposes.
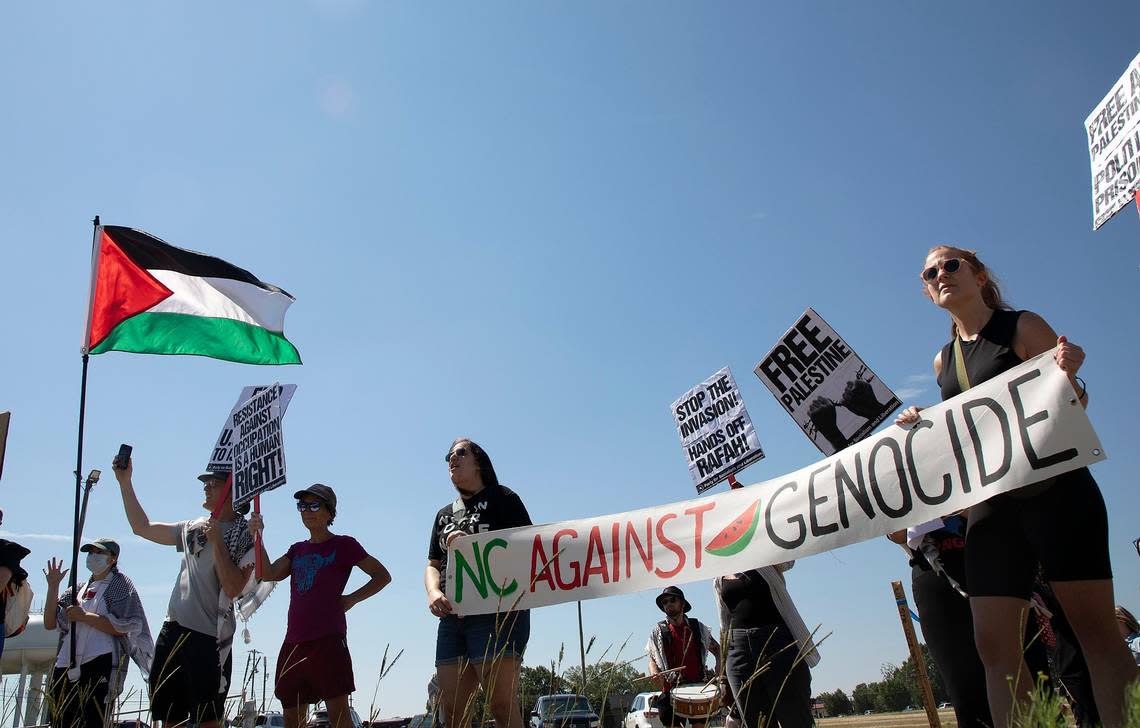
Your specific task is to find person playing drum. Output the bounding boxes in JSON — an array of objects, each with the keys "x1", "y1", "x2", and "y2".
[{"x1": 645, "y1": 586, "x2": 722, "y2": 727}]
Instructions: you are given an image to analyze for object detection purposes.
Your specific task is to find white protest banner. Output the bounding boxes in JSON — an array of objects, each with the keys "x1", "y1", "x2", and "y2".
[
  {"x1": 230, "y1": 383, "x2": 289, "y2": 506},
  {"x1": 754, "y1": 309, "x2": 900, "y2": 456},
  {"x1": 207, "y1": 385, "x2": 297, "y2": 473},
  {"x1": 672, "y1": 367, "x2": 764, "y2": 493},
  {"x1": 1087, "y1": 51, "x2": 1140, "y2": 230},
  {"x1": 447, "y1": 349, "x2": 1103, "y2": 615}
]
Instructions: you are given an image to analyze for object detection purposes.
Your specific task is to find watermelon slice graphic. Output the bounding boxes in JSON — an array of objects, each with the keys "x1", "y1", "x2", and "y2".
[{"x1": 705, "y1": 498, "x2": 761, "y2": 557}]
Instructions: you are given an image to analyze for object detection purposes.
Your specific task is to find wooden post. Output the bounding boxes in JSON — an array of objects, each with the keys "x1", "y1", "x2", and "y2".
[{"x1": 890, "y1": 581, "x2": 941, "y2": 728}]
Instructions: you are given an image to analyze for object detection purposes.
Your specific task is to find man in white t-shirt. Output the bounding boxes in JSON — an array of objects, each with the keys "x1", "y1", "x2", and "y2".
[{"x1": 115, "y1": 458, "x2": 255, "y2": 728}]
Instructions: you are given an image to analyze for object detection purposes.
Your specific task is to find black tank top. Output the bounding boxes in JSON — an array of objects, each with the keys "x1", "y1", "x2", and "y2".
[
  {"x1": 719, "y1": 570, "x2": 784, "y2": 629},
  {"x1": 938, "y1": 309, "x2": 1024, "y2": 401}
]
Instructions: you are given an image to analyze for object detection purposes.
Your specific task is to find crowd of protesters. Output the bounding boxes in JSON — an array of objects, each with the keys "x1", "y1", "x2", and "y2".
[{"x1": 1, "y1": 249, "x2": 1136, "y2": 728}]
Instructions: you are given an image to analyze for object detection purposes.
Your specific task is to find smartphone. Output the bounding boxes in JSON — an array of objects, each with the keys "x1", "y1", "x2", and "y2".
[{"x1": 113, "y1": 444, "x2": 133, "y2": 470}]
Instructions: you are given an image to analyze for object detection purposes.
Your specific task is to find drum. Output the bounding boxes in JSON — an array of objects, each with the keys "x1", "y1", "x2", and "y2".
[{"x1": 670, "y1": 683, "x2": 723, "y2": 720}]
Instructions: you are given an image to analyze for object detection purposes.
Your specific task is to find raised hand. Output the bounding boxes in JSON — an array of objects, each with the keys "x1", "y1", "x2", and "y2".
[
  {"x1": 44, "y1": 558, "x2": 68, "y2": 587},
  {"x1": 248, "y1": 512, "x2": 264, "y2": 535}
]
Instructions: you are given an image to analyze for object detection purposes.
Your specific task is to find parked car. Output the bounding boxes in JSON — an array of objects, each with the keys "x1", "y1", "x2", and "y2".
[
  {"x1": 308, "y1": 709, "x2": 364, "y2": 728},
  {"x1": 257, "y1": 714, "x2": 286, "y2": 728},
  {"x1": 530, "y1": 695, "x2": 599, "y2": 728},
  {"x1": 622, "y1": 692, "x2": 662, "y2": 728},
  {"x1": 114, "y1": 721, "x2": 151, "y2": 728},
  {"x1": 407, "y1": 714, "x2": 438, "y2": 728}
]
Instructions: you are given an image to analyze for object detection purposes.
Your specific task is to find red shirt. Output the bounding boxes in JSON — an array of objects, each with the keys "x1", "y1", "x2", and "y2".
[{"x1": 664, "y1": 621, "x2": 703, "y2": 685}]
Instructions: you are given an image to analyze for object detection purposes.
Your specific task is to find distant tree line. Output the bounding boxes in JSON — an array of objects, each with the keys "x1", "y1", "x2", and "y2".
[{"x1": 816, "y1": 643, "x2": 948, "y2": 716}]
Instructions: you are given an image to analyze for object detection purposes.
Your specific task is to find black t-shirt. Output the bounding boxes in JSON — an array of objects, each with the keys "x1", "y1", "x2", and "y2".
[
  {"x1": 428, "y1": 485, "x2": 531, "y2": 586},
  {"x1": 719, "y1": 570, "x2": 784, "y2": 630}
]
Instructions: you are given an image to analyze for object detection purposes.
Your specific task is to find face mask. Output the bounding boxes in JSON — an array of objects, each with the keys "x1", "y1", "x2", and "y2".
[{"x1": 86, "y1": 553, "x2": 111, "y2": 574}]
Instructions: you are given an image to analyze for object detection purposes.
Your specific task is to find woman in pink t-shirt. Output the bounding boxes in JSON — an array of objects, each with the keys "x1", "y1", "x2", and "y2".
[{"x1": 250, "y1": 484, "x2": 391, "y2": 728}]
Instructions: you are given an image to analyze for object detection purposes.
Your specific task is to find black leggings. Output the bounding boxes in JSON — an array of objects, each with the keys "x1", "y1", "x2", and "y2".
[
  {"x1": 725, "y1": 625, "x2": 812, "y2": 728},
  {"x1": 912, "y1": 566, "x2": 991, "y2": 728},
  {"x1": 49, "y1": 653, "x2": 112, "y2": 728}
]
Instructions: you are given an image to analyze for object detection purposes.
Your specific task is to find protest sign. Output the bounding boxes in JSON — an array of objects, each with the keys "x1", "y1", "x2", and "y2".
[
  {"x1": 672, "y1": 367, "x2": 764, "y2": 493},
  {"x1": 754, "y1": 309, "x2": 900, "y2": 456},
  {"x1": 448, "y1": 349, "x2": 1103, "y2": 615},
  {"x1": 208, "y1": 385, "x2": 296, "y2": 473},
  {"x1": 230, "y1": 384, "x2": 289, "y2": 506},
  {"x1": 1087, "y1": 51, "x2": 1140, "y2": 230}
]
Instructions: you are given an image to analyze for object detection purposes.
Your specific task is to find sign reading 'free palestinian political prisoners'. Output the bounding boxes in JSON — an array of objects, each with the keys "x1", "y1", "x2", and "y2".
[
  {"x1": 208, "y1": 385, "x2": 297, "y2": 473},
  {"x1": 672, "y1": 367, "x2": 764, "y2": 493},
  {"x1": 1087, "y1": 51, "x2": 1140, "y2": 231},
  {"x1": 446, "y1": 349, "x2": 1104, "y2": 615},
  {"x1": 754, "y1": 309, "x2": 900, "y2": 456},
  {"x1": 230, "y1": 383, "x2": 289, "y2": 506}
]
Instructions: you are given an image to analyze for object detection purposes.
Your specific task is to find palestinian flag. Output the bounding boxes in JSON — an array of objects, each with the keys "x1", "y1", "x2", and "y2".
[{"x1": 83, "y1": 226, "x2": 301, "y2": 365}]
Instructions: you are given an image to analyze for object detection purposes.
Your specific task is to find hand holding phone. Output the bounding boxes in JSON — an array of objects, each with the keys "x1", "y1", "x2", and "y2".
[{"x1": 113, "y1": 444, "x2": 133, "y2": 470}]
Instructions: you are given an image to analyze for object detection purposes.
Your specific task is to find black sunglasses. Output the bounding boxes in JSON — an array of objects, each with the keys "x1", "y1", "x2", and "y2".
[
  {"x1": 921, "y1": 258, "x2": 962, "y2": 282},
  {"x1": 445, "y1": 446, "x2": 469, "y2": 464},
  {"x1": 661, "y1": 595, "x2": 681, "y2": 603},
  {"x1": 296, "y1": 501, "x2": 324, "y2": 512}
]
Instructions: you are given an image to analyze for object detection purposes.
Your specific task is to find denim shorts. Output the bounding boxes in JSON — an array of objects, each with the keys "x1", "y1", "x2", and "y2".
[{"x1": 435, "y1": 610, "x2": 530, "y2": 665}]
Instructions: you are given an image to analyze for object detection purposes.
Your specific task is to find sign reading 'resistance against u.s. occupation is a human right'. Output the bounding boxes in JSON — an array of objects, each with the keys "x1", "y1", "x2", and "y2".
[
  {"x1": 754, "y1": 309, "x2": 900, "y2": 456},
  {"x1": 229, "y1": 383, "x2": 290, "y2": 506},
  {"x1": 671, "y1": 367, "x2": 765, "y2": 493}
]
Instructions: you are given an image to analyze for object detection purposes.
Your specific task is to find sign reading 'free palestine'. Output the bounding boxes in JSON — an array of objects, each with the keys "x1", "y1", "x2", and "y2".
[{"x1": 754, "y1": 309, "x2": 900, "y2": 456}]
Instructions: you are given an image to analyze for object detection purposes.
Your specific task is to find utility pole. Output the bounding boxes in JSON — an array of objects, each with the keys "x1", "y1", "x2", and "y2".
[{"x1": 248, "y1": 649, "x2": 262, "y2": 714}]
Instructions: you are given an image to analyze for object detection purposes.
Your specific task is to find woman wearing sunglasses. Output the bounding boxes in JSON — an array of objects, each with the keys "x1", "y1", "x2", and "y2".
[
  {"x1": 425, "y1": 439, "x2": 532, "y2": 728},
  {"x1": 895, "y1": 246, "x2": 1136, "y2": 728},
  {"x1": 249, "y1": 484, "x2": 391, "y2": 728}
]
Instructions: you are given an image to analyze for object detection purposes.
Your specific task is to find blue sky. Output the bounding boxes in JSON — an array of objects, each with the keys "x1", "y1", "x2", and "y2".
[{"x1": 2, "y1": 1, "x2": 1138, "y2": 717}]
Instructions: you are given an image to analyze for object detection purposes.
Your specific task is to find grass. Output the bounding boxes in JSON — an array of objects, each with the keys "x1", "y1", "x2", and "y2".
[{"x1": 817, "y1": 708, "x2": 959, "y2": 728}]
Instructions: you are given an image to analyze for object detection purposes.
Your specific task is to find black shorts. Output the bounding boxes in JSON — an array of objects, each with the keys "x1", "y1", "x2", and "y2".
[
  {"x1": 150, "y1": 622, "x2": 231, "y2": 725},
  {"x1": 965, "y1": 468, "x2": 1112, "y2": 599}
]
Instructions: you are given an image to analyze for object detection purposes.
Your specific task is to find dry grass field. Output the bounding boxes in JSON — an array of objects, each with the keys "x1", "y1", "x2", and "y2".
[{"x1": 816, "y1": 708, "x2": 959, "y2": 728}]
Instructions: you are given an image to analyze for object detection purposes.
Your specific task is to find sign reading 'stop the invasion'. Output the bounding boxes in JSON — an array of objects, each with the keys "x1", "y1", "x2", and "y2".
[
  {"x1": 754, "y1": 309, "x2": 899, "y2": 455},
  {"x1": 671, "y1": 367, "x2": 764, "y2": 493}
]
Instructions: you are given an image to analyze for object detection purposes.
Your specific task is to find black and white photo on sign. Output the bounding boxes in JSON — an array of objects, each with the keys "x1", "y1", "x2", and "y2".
[
  {"x1": 230, "y1": 383, "x2": 289, "y2": 505},
  {"x1": 754, "y1": 308, "x2": 900, "y2": 456},
  {"x1": 671, "y1": 366, "x2": 764, "y2": 493},
  {"x1": 1086, "y1": 50, "x2": 1140, "y2": 230},
  {"x1": 207, "y1": 384, "x2": 296, "y2": 472}
]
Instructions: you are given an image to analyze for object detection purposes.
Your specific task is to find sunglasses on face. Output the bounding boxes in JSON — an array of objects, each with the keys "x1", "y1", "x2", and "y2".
[
  {"x1": 661, "y1": 595, "x2": 680, "y2": 603},
  {"x1": 296, "y1": 501, "x2": 324, "y2": 512},
  {"x1": 921, "y1": 258, "x2": 963, "y2": 282},
  {"x1": 445, "y1": 446, "x2": 469, "y2": 464}
]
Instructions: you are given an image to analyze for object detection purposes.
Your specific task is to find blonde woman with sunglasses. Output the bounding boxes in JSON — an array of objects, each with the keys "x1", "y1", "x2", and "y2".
[{"x1": 895, "y1": 246, "x2": 1137, "y2": 727}]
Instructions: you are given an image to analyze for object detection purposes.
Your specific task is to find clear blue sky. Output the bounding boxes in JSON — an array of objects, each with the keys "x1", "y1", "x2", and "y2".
[{"x1": 2, "y1": 1, "x2": 1137, "y2": 717}]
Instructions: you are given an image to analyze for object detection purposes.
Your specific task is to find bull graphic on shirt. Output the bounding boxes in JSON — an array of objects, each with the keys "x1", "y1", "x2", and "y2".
[{"x1": 292, "y1": 550, "x2": 336, "y2": 593}]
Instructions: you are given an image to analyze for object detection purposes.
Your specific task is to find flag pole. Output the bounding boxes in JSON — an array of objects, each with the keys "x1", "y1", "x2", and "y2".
[{"x1": 70, "y1": 214, "x2": 100, "y2": 669}]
